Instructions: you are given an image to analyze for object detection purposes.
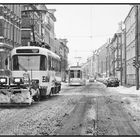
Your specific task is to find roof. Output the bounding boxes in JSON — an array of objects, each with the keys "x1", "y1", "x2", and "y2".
[
  {"x1": 124, "y1": 5, "x2": 135, "y2": 23},
  {"x1": 11, "y1": 46, "x2": 60, "y2": 59}
]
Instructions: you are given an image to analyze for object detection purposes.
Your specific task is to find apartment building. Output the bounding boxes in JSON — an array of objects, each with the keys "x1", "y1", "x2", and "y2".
[
  {"x1": 47, "y1": 9, "x2": 56, "y2": 51},
  {"x1": 21, "y1": 4, "x2": 42, "y2": 46},
  {"x1": 59, "y1": 39, "x2": 69, "y2": 82},
  {"x1": 36, "y1": 5, "x2": 51, "y2": 49},
  {"x1": 121, "y1": 29, "x2": 127, "y2": 85},
  {"x1": 97, "y1": 42, "x2": 108, "y2": 77},
  {"x1": 0, "y1": 4, "x2": 21, "y2": 70},
  {"x1": 93, "y1": 50, "x2": 99, "y2": 78},
  {"x1": 124, "y1": 6, "x2": 136, "y2": 85},
  {"x1": 110, "y1": 33, "x2": 122, "y2": 80}
]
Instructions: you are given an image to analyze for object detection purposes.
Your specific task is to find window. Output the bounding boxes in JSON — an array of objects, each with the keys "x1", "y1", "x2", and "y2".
[
  {"x1": 70, "y1": 70, "x2": 74, "y2": 78},
  {"x1": 48, "y1": 55, "x2": 51, "y2": 70},
  {"x1": 12, "y1": 55, "x2": 47, "y2": 71},
  {"x1": 77, "y1": 70, "x2": 81, "y2": 78},
  {"x1": 40, "y1": 55, "x2": 47, "y2": 70}
]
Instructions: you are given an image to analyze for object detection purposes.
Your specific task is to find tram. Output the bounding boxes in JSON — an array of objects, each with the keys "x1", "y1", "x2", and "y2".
[
  {"x1": 68, "y1": 66, "x2": 86, "y2": 86},
  {"x1": 0, "y1": 46, "x2": 61, "y2": 101}
]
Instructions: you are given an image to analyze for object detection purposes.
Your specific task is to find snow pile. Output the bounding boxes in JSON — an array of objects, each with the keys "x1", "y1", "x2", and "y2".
[
  {"x1": 30, "y1": 88, "x2": 39, "y2": 97},
  {"x1": 0, "y1": 94, "x2": 11, "y2": 103},
  {"x1": 61, "y1": 82, "x2": 68, "y2": 88},
  {"x1": 0, "y1": 90, "x2": 11, "y2": 103},
  {"x1": 108, "y1": 86, "x2": 140, "y2": 95},
  {"x1": 10, "y1": 90, "x2": 32, "y2": 104},
  {"x1": 108, "y1": 86, "x2": 140, "y2": 113}
]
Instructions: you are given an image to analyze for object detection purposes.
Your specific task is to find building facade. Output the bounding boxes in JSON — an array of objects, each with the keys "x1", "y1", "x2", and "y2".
[
  {"x1": 0, "y1": 4, "x2": 21, "y2": 70},
  {"x1": 47, "y1": 9, "x2": 56, "y2": 51},
  {"x1": 36, "y1": 5, "x2": 51, "y2": 49},
  {"x1": 97, "y1": 42, "x2": 108, "y2": 78},
  {"x1": 110, "y1": 33, "x2": 122, "y2": 80},
  {"x1": 124, "y1": 6, "x2": 136, "y2": 85},
  {"x1": 121, "y1": 29, "x2": 127, "y2": 85},
  {"x1": 21, "y1": 4, "x2": 42, "y2": 47},
  {"x1": 59, "y1": 39, "x2": 69, "y2": 82}
]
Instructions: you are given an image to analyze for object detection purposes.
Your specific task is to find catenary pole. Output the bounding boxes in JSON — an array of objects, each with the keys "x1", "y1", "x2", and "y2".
[{"x1": 135, "y1": 5, "x2": 139, "y2": 90}]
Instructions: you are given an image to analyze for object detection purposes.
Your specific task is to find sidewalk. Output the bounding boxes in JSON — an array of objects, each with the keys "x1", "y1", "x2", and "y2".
[
  {"x1": 107, "y1": 85, "x2": 140, "y2": 95},
  {"x1": 61, "y1": 82, "x2": 68, "y2": 88}
]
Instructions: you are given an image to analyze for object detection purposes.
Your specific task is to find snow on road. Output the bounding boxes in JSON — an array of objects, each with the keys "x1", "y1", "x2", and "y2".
[{"x1": 0, "y1": 81, "x2": 140, "y2": 136}]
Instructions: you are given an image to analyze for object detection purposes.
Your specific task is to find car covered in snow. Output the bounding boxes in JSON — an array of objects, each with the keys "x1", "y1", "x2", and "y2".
[
  {"x1": 89, "y1": 77, "x2": 95, "y2": 82},
  {"x1": 105, "y1": 77, "x2": 120, "y2": 87}
]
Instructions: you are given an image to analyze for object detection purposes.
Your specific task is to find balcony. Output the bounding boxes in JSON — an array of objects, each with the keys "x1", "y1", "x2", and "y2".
[
  {"x1": 116, "y1": 67, "x2": 122, "y2": 71},
  {"x1": 46, "y1": 23, "x2": 51, "y2": 30}
]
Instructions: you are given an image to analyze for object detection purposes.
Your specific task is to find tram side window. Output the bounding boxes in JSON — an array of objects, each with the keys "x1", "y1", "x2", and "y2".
[
  {"x1": 40, "y1": 55, "x2": 47, "y2": 70},
  {"x1": 54, "y1": 58, "x2": 57, "y2": 71},
  {"x1": 77, "y1": 70, "x2": 81, "y2": 78},
  {"x1": 58, "y1": 60, "x2": 61, "y2": 72},
  {"x1": 48, "y1": 55, "x2": 51, "y2": 70},
  {"x1": 70, "y1": 70, "x2": 74, "y2": 78},
  {"x1": 51, "y1": 58, "x2": 60, "y2": 72},
  {"x1": 52, "y1": 57, "x2": 55, "y2": 71},
  {"x1": 52, "y1": 57, "x2": 54, "y2": 70},
  {"x1": 13, "y1": 55, "x2": 19, "y2": 70},
  {"x1": 55, "y1": 59, "x2": 57, "y2": 71},
  {"x1": 56, "y1": 59, "x2": 60, "y2": 72},
  {"x1": 56, "y1": 59, "x2": 59, "y2": 72}
]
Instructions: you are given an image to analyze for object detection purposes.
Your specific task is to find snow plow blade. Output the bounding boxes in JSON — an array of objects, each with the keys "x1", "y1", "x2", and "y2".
[{"x1": 0, "y1": 89, "x2": 33, "y2": 106}]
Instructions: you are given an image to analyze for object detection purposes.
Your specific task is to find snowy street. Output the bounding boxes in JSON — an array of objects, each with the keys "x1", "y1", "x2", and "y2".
[{"x1": 0, "y1": 81, "x2": 140, "y2": 136}]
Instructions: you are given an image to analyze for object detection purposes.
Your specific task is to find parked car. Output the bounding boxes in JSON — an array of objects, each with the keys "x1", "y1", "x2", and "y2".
[
  {"x1": 89, "y1": 77, "x2": 95, "y2": 82},
  {"x1": 103, "y1": 77, "x2": 110, "y2": 85},
  {"x1": 106, "y1": 77, "x2": 120, "y2": 87}
]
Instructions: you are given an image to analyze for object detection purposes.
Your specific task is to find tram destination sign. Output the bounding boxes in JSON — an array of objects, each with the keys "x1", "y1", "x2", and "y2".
[{"x1": 16, "y1": 49, "x2": 39, "y2": 53}]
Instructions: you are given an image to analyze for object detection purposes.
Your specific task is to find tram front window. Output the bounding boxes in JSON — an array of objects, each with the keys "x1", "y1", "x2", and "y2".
[
  {"x1": 12, "y1": 55, "x2": 47, "y2": 71},
  {"x1": 77, "y1": 70, "x2": 81, "y2": 78},
  {"x1": 70, "y1": 70, "x2": 74, "y2": 78}
]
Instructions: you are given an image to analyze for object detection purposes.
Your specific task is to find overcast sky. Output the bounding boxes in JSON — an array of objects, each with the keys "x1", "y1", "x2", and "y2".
[{"x1": 47, "y1": 4, "x2": 131, "y2": 66}]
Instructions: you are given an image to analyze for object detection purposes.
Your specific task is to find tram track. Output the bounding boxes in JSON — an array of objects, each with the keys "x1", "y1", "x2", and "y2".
[
  {"x1": 0, "y1": 82, "x2": 140, "y2": 135},
  {"x1": 93, "y1": 83, "x2": 140, "y2": 136}
]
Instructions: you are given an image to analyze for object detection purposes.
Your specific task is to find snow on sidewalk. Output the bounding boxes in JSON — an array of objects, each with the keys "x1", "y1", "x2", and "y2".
[
  {"x1": 108, "y1": 86, "x2": 140, "y2": 95},
  {"x1": 61, "y1": 82, "x2": 68, "y2": 88},
  {"x1": 107, "y1": 86, "x2": 140, "y2": 113}
]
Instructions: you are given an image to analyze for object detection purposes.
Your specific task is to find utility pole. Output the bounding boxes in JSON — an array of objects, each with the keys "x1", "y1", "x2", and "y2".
[
  {"x1": 118, "y1": 21, "x2": 123, "y2": 85},
  {"x1": 108, "y1": 39, "x2": 111, "y2": 76},
  {"x1": 120, "y1": 33, "x2": 123, "y2": 86},
  {"x1": 124, "y1": 29, "x2": 127, "y2": 85},
  {"x1": 106, "y1": 56, "x2": 107, "y2": 77},
  {"x1": 135, "y1": 5, "x2": 139, "y2": 90}
]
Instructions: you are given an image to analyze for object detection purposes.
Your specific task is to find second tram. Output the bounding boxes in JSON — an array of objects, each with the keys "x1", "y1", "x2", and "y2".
[{"x1": 68, "y1": 66, "x2": 86, "y2": 86}]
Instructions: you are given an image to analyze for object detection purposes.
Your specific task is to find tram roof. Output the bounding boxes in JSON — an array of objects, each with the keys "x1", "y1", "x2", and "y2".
[{"x1": 11, "y1": 46, "x2": 60, "y2": 59}]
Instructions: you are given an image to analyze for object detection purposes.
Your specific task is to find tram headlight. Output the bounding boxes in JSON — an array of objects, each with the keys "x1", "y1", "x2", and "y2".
[
  {"x1": 0, "y1": 77, "x2": 7, "y2": 84},
  {"x1": 13, "y1": 78, "x2": 23, "y2": 84}
]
